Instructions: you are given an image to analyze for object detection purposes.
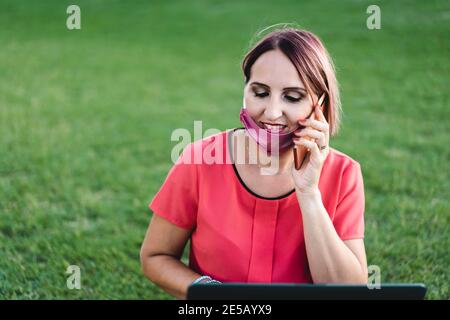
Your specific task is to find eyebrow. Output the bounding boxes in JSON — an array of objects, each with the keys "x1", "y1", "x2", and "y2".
[{"x1": 250, "y1": 81, "x2": 307, "y2": 93}]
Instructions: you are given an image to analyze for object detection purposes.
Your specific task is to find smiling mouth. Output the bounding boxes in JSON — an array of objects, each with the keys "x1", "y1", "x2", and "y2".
[{"x1": 260, "y1": 122, "x2": 289, "y2": 133}]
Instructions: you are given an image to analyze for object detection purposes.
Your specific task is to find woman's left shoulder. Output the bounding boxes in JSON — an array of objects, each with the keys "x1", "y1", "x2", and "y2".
[
  {"x1": 325, "y1": 147, "x2": 362, "y2": 172},
  {"x1": 321, "y1": 148, "x2": 364, "y2": 195}
]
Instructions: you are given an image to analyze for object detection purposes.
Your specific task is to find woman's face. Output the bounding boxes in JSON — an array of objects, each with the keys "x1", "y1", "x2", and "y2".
[{"x1": 243, "y1": 49, "x2": 318, "y2": 134}]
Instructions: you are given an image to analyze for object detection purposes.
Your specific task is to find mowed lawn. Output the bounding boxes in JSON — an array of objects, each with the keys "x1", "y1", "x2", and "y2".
[{"x1": 0, "y1": 0, "x2": 448, "y2": 299}]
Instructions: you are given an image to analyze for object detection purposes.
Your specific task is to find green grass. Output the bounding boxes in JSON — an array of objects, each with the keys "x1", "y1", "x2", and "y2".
[{"x1": 0, "y1": 0, "x2": 448, "y2": 299}]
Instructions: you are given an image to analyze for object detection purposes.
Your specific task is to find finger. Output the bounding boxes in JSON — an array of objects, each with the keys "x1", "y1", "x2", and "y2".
[
  {"x1": 315, "y1": 105, "x2": 327, "y2": 122},
  {"x1": 299, "y1": 118, "x2": 329, "y2": 133},
  {"x1": 314, "y1": 106, "x2": 329, "y2": 144},
  {"x1": 294, "y1": 128, "x2": 325, "y2": 141},
  {"x1": 294, "y1": 128, "x2": 326, "y2": 148},
  {"x1": 293, "y1": 137, "x2": 321, "y2": 158},
  {"x1": 293, "y1": 137, "x2": 311, "y2": 152}
]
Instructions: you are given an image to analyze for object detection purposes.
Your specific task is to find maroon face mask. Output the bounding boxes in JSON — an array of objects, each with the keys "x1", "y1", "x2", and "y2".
[{"x1": 239, "y1": 106, "x2": 314, "y2": 155}]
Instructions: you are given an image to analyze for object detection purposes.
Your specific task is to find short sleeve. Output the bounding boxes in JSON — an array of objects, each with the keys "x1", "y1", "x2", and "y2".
[
  {"x1": 332, "y1": 162, "x2": 365, "y2": 240},
  {"x1": 148, "y1": 143, "x2": 199, "y2": 230}
]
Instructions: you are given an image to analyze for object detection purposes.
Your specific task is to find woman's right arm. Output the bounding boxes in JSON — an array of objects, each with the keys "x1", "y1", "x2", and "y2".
[{"x1": 140, "y1": 214, "x2": 202, "y2": 300}]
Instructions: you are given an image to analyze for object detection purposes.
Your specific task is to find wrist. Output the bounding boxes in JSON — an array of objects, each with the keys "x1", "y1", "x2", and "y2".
[
  {"x1": 191, "y1": 275, "x2": 222, "y2": 285},
  {"x1": 191, "y1": 275, "x2": 212, "y2": 285},
  {"x1": 296, "y1": 188, "x2": 322, "y2": 207},
  {"x1": 295, "y1": 186, "x2": 321, "y2": 198}
]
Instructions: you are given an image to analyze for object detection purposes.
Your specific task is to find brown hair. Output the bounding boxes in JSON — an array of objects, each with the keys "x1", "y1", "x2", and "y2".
[{"x1": 241, "y1": 27, "x2": 342, "y2": 136}]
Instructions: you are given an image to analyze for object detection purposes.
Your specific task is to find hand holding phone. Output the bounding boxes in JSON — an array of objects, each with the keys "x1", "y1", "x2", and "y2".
[{"x1": 293, "y1": 93, "x2": 326, "y2": 170}]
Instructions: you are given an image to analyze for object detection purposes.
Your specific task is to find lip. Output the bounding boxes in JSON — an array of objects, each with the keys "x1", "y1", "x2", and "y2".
[
  {"x1": 261, "y1": 121, "x2": 287, "y2": 126},
  {"x1": 260, "y1": 122, "x2": 289, "y2": 133}
]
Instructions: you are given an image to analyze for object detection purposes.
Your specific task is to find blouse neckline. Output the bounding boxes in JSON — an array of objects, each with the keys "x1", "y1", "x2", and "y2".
[{"x1": 227, "y1": 127, "x2": 296, "y2": 201}]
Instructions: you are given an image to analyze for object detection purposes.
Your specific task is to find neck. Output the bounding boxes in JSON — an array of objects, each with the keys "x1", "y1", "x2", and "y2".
[
  {"x1": 238, "y1": 129, "x2": 294, "y2": 176},
  {"x1": 257, "y1": 147, "x2": 294, "y2": 176}
]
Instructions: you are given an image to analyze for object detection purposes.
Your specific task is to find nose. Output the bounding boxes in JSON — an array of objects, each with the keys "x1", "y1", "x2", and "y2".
[{"x1": 263, "y1": 99, "x2": 283, "y2": 121}]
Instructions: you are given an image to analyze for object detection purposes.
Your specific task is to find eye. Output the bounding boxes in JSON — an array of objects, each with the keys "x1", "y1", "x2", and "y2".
[
  {"x1": 284, "y1": 95, "x2": 302, "y2": 103},
  {"x1": 254, "y1": 92, "x2": 269, "y2": 98}
]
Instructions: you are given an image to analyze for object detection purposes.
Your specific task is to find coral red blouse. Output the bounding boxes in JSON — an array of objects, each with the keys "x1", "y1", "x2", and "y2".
[{"x1": 149, "y1": 128, "x2": 365, "y2": 283}]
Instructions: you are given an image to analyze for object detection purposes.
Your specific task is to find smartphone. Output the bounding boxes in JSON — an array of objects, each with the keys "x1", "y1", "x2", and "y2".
[{"x1": 293, "y1": 93, "x2": 326, "y2": 170}]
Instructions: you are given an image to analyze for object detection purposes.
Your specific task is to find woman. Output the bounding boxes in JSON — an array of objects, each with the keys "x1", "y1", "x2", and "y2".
[{"x1": 140, "y1": 27, "x2": 368, "y2": 300}]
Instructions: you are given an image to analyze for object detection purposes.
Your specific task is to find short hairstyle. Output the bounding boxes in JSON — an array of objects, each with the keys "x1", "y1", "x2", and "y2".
[{"x1": 242, "y1": 27, "x2": 342, "y2": 136}]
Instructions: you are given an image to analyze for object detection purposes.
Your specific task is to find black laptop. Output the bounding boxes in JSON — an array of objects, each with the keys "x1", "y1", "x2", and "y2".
[{"x1": 187, "y1": 283, "x2": 427, "y2": 300}]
